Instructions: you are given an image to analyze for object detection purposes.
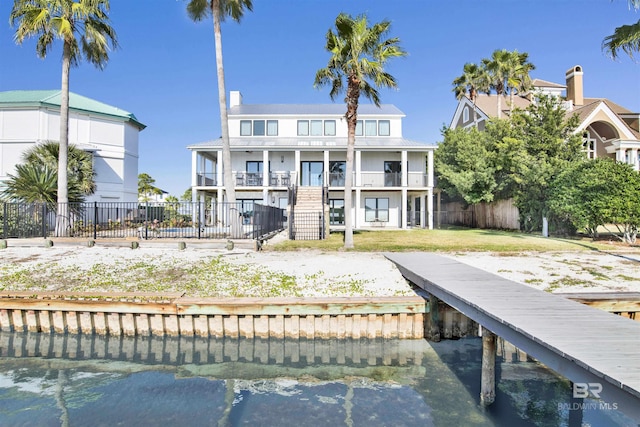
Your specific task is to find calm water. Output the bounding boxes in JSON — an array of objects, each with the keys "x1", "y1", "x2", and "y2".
[{"x1": 0, "y1": 331, "x2": 635, "y2": 426}]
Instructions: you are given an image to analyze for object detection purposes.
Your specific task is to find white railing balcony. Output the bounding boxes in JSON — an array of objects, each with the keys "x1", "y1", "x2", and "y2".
[{"x1": 196, "y1": 173, "x2": 217, "y2": 186}]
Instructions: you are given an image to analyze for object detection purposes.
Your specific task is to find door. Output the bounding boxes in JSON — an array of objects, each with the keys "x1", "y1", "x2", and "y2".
[{"x1": 300, "y1": 161, "x2": 324, "y2": 186}]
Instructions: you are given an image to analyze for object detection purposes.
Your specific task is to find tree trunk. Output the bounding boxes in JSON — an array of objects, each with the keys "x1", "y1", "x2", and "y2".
[
  {"x1": 55, "y1": 41, "x2": 71, "y2": 237},
  {"x1": 212, "y1": 0, "x2": 240, "y2": 237},
  {"x1": 343, "y1": 76, "x2": 360, "y2": 249}
]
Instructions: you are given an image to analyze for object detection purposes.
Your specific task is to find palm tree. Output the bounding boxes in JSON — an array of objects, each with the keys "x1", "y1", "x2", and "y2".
[
  {"x1": 452, "y1": 62, "x2": 489, "y2": 127},
  {"x1": 2, "y1": 142, "x2": 95, "y2": 207},
  {"x1": 10, "y1": 0, "x2": 118, "y2": 237},
  {"x1": 186, "y1": 0, "x2": 253, "y2": 236},
  {"x1": 138, "y1": 173, "x2": 163, "y2": 202},
  {"x1": 482, "y1": 49, "x2": 534, "y2": 118},
  {"x1": 23, "y1": 141, "x2": 96, "y2": 196},
  {"x1": 603, "y1": 0, "x2": 640, "y2": 59},
  {"x1": 315, "y1": 13, "x2": 406, "y2": 249}
]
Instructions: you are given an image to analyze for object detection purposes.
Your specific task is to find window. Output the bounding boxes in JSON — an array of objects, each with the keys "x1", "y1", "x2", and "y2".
[
  {"x1": 378, "y1": 120, "x2": 390, "y2": 136},
  {"x1": 463, "y1": 106, "x2": 469, "y2": 122},
  {"x1": 310, "y1": 120, "x2": 323, "y2": 136},
  {"x1": 240, "y1": 120, "x2": 252, "y2": 136},
  {"x1": 267, "y1": 120, "x2": 278, "y2": 136},
  {"x1": 582, "y1": 131, "x2": 596, "y2": 159},
  {"x1": 365, "y1": 198, "x2": 389, "y2": 222},
  {"x1": 241, "y1": 120, "x2": 277, "y2": 136},
  {"x1": 324, "y1": 120, "x2": 336, "y2": 136},
  {"x1": 253, "y1": 120, "x2": 265, "y2": 136},
  {"x1": 329, "y1": 199, "x2": 344, "y2": 225},
  {"x1": 365, "y1": 120, "x2": 377, "y2": 136},
  {"x1": 384, "y1": 161, "x2": 401, "y2": 186},
  {"x1": 355, "y1": 120, "x2": 363, "y2": 136},
  {"x1": 329, "y1": 161, "x2": 345, "y2": 186},
  {"x1": 297, "y1": 120, "x2": 309, "y2": 136}
]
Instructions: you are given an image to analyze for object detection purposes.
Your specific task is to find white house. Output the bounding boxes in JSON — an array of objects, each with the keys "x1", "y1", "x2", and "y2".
[
  {"x1": 188, "y1": 91, "x2": 436, "y2": 231},
  {"x1": 0, "y1": 90, "x2": 146, "y2": 202}
]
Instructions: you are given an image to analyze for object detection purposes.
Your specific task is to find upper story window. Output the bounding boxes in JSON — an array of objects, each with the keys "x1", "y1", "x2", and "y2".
[
  {"x1": 298, "y1": 120, "x2": 337, "y2": 136},
  {"x1": 310, "y1": 120, "x2": 323, "y2": 136},
  {"x1": 324, "y1": 120, "x2": 336, "y2": 136},
  {"x1": 240, "y1": 120, "x2": 252, "y2": 136},
  {"x1": 378, "y1": 120, "x2": 390, "y2": 136},
  {"x1": 240, "y1": 120, "x2": 278, "y2": 136},
  {"x1": 356, "y1": 119, "x2": 391, "y2": 136},
  {"x1": 463, "y1": 106, "x2": 469, "y2": 123},
  {"x1": 582, "y1": 131, "x2": 596, "y2": 159}
]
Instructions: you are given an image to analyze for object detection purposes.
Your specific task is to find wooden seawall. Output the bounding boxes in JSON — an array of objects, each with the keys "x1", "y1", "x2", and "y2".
[
  {"x1": 385, "y1": 252, "x2": 640, "y2": 422},
  {"x1": 0, "y1": 292, "x2": 432, "y2": 340}
]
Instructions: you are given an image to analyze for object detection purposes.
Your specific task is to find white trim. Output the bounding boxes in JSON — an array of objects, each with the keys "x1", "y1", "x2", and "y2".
[{"x1": 575, "y1": 102, "x2": 637, "y2": 140}]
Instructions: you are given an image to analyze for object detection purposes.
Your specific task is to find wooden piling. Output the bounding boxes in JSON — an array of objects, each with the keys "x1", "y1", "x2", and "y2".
[
  {"x1": 480, "y1": 326, "x2": 496, "y2": 406},
  {"x1": 429, "y1": 294, "x2": 441, "y2": 342}
]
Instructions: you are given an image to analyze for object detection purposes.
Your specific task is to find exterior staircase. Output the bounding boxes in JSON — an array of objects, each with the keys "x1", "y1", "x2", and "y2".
[{"x1": 289, "y1": 186, "x2": 328, "y2": 240}]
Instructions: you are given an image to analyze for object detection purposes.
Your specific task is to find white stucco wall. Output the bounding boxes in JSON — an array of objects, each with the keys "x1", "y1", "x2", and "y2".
[{"x1": 0, "y1": 106, "x2": 141, "y2": 203}]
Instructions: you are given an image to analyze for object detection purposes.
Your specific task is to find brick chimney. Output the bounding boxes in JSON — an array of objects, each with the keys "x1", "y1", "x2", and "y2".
[
  {"x1": 565, "y1": 65, "x2": 584, "y2": 107},
  {"x1": 229, "y1": 91, "x2": 243, "y2": 108}
]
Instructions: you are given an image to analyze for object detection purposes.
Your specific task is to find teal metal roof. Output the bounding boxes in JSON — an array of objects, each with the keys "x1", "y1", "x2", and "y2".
[{"x1": 0, "y1": 90, "x2": 145, "y2": 130}]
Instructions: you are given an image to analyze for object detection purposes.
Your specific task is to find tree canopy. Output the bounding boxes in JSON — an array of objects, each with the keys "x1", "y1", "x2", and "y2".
[{"x1": 549, "y1": 158, "x2": 640, "y2": 243}]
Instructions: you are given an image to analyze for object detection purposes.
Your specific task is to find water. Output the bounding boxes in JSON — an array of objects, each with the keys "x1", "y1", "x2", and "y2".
[{"x1": 0, "y1": 332, "x2": 635, "y2": 426}]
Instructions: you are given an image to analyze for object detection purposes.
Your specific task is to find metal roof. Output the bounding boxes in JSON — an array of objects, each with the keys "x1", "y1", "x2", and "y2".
[
  {"x1": 0, "y1": 90, "x2": 145, "y2": 129},
  {"x1": 229, "y1": 103, "x2": 405, "y2": 117},
  {"x1": 188, "y1": 137, "x2": 435, "y2": 151}
]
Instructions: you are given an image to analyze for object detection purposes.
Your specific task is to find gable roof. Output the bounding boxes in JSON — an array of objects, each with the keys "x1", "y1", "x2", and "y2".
[
  {"x1": 0, "y1": 90, "x2": 145, "y2": 130},
  {"x1": 188, "y1": 136, "x2": 434, "y2": 151},
  {"x1": 229, "y1": 103, "x2": 405, "y2": 117},
  {"x1": 531, "y1": 78, "x2": 566, "y2": 89}
]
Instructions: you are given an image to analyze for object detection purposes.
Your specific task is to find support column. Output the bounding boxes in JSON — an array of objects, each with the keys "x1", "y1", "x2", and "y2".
[
  {"x1": 191, "y1": 151, "x2": 199, "y2": 187},
  {"x1": 401, "y1": 188, "x2": 408, "y2": 229},
  {"x1": 217, "y1": 150, "x2": 223, "y2": 188},
  {"x1": 355, "y1": 150, "x2": 362, "y2": 187},
  {"x1": 354, "y1": 188, "x2": 361, "y2": 229},
  {"x1": 427, "y1": 188, "x2": 433, "y2": 229},
  {"x1": 323, "y1": 150, "x2": 329, "y2": 186},
  {"x1": 294, "y1": 150, "x2": 301, "y2": 186},
  {"x1": 263, "y1": 150, "x2": 270, "y2": 204},
  {"x1": 401, "y1": 150, "x2": 408, "y2": 187},
  {"x1": 428, "y1": 294, "x2": 440, "y2": 342},
  {"x1": 427, "y1": 150, "x2": 434, "y2": 188},
  {"x1": 480, "y1": 326, "x2": 496, "y2": 407},
  {"x1": 632, "y1": 148, "x2": 639, "y2": 171}
]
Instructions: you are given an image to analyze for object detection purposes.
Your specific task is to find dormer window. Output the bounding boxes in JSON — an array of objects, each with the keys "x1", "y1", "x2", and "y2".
[
  {"x1": 298, "y1": 120, "x2": 338, "y2": 136},
  {"x1": 378, "y1": 120, "x2": 390, "y2": 136},
  {"x1": 463, "y1": 106, "x2": 469, "y2": 122},
  {"x1": 253, "y1": 120, "x2": 265, "y2": 136}
]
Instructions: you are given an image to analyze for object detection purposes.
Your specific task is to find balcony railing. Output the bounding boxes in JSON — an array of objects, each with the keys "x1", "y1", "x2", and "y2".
[{"x1": 196, "y1": 173, "x2": 216, "y2": 186}]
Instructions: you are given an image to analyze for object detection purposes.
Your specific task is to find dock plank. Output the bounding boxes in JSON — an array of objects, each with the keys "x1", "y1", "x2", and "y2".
[{"x1": 385, "y1": 252, "x2": 640, "y2": 421}]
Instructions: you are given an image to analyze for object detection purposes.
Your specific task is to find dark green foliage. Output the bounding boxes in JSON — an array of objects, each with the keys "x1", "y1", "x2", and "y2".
[{"x1": 549, "y1": 158, "x2": 640, "y2": 243}]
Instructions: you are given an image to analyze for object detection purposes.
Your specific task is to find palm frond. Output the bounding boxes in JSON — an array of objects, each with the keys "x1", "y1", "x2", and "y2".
[{"x1": 602, "y1": 19, "x2": 640, "y2": 59}]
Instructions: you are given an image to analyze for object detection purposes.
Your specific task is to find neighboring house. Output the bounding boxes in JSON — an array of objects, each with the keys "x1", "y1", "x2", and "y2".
[
  {"x1": 0, "y1": 90, "x2": 146, "y2": 202},
  {"x1": 450, "y1": 65, "x2": 640, "y2": 170},
  {"x1": 139, "y1": 189, "x2": 169, "y2": 203},
  {"x1": 188, "y1": 91, "x2": 436, "y2": 230}
]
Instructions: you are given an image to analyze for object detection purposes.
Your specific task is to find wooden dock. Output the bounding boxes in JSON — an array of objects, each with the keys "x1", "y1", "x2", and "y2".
[{"x1": 385, "y1": 252, "x2": 640, "y2": 421}]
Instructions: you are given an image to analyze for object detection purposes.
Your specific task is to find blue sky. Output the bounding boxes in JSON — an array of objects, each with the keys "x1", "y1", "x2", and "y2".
[{"x1": 1, "y1": 0, "x2": 639, "y2": 198}]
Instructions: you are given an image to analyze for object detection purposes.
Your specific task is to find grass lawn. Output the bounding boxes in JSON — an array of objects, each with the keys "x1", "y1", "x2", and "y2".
[{"x1": 267, "y1": 227, "x2": 639, "y2": 253}]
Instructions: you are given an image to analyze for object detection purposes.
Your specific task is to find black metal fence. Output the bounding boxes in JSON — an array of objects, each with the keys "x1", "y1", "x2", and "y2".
[
  {"x1": 289, "y1": 212, "x2": 325, "y2": 240},
  {"x1": 0, "y1": 201, "x2": 286, "y2": 240}
]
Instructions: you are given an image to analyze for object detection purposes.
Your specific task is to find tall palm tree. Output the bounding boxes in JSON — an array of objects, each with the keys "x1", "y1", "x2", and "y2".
[
  {"x1": 186, "y1": 0, "x2": 253, "y2": 236},
  {"x1": 315, "y1": 13, "x2": 406, "y2": 249},
  {"x1": 482, "y1": 49, "x2": 534, "y2": 118},
  {"x1": 603, "y1": 0, "x2": 640, "y2": 59},
  {"x1": 505, "y1": 50, "x2": 535, "y2": 110},
  {"x1": 10, "y1": 0, "x2": 118, "y2": 236},
  {"x1": 452, "y1": 62, "x2": 489, "y2": 127}
]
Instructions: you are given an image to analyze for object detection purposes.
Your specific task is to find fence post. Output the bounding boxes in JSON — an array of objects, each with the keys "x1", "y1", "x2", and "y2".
[
  {"x1": 145, "y1": 202, "x2": 149, "y2": 240},
  {"x1": 93, "y1": 202, "x2": 98, "y2": 240},
  {"x1": 41, "y1": 204, "x2": 47, "y2": 238},
  {"x1": 2, "y1": 203, "x2": 6, "y2": 239},
  {"x1": 197, "y1": 202, "x2": 201, "y2": 239}
]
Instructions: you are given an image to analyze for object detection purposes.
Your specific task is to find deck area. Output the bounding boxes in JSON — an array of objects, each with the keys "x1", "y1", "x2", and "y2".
[{"x1": 385, "y1": 252, "x2": 640, "y2": 420}]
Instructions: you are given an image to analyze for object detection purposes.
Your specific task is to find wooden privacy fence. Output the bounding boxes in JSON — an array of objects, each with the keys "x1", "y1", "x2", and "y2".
[{"x1": 438, "y1": 199, "x2": 520, "y2": 230}]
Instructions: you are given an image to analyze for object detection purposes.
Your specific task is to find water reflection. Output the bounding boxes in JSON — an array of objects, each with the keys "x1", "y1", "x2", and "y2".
[{"x1": 0, "y1": 331, "x2": 635, "y2": 426}]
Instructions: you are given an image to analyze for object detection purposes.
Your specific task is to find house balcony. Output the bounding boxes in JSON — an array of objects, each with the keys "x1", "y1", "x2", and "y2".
[
  {"x1": 235, "y1": 171, "x2": 293, "y2": 188},
  {"x1": 196, "y1": 173, "x2": 217, "y2": 186},
  {"x1": 359, "y1": 172, "x2": 428, "y2": 188}
]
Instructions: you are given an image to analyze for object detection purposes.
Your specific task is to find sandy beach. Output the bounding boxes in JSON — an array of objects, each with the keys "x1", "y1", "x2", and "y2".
[{"x1": 1, "y1": 242, "x2": 638, "y2": 296}]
